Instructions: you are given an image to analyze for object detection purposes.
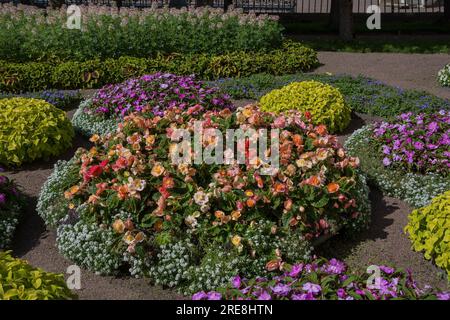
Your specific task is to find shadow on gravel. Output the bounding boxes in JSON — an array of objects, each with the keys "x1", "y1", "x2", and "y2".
[{"x1": 316, "y1": 187, "x2": 397, "y2": 260}]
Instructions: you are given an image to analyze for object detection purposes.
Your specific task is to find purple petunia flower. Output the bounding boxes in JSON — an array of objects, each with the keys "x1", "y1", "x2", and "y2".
[
  {"x1": 0, "y1": 193, "x2": 6, "y2": 205},
  {"x1": 413, "y1": 141, "x2": 424, "y2": 150},
  {"x1": 257, "y1": 291, "x2": 272, "y2": 300},
  {"x1": 271, "y1": 283, "x2": 291, "y2": 296},
  {"x1": 437, "y1": 292, "x2": 450, "y2": 300},
  {"x1": 302, "y1": 282, "x2": 321, "y2": 295},
  {"x1": 379, "y1": 266, "x2": 395, "y2": 275},
  {"x1": 207, "y1": 291, "x2": 222, "y2": 300},
  {"x1": 292, "y1": 292, "x2": 315, "y2": 300},
  {"x1": 382, "y1": 157, "x2": 391, "y2": 166},
  {"x1": 231, "y1": 276, "x2": 241, "y2": 289},
  {"x1": 0, "y1": 175, "x2": 7, "y2": 185},
  {"x1": 192, "y1": 291, "x2": 208, "y2": 300},
  {"x1": 336, "y1": 288, "x2": 346, "y2": 299},
  {"x1": 289, "y1": 264, "x2": 303, "y2": 277}
]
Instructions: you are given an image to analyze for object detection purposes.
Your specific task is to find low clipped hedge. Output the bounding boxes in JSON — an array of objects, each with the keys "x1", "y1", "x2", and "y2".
[
  {"x1": 405, "y1": 191, "x2": 450, "y2": 280},
  {"x1": 0, "y1": 251, "x2": 76, "y2": 300},
  {"x1": 259, "y1": 80, "x2": 351, "y2": 133},
  {"x1": 0, "y1": 42, "x2": 319, "y2": 93},
  {"x1": 0, "y1": 98, "x2": 74, "y2": 167}
]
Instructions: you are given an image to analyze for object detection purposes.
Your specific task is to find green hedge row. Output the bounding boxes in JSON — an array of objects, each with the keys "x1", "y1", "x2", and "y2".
[{"x1": 0, "y1": 42, "x2": 318, "y2": 93}]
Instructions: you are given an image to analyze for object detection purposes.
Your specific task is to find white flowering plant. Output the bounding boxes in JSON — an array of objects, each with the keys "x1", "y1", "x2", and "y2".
[{"x1": 438, "y1": 64, "x2": 450, "y2": 87}]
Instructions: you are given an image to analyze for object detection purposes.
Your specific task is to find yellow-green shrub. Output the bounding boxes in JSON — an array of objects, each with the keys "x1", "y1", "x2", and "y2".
[
  {"x1": 0, "y1": 251, "x2": 76, "y2": 300},
  {"x1": 0, "y1": 98, "x2": 74, "y2": 166},
  {"x1": 405, "y1": 191, "x2": 450, "y2": 280},
  {"x1": 259, "y1": 80, "x2": 351, "y2": 133}
]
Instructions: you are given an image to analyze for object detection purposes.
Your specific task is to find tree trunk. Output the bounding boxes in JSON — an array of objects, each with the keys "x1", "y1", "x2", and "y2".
[
  {"x1": 339, "y1": 0, "x2": 354, "y2": 41},
  {"x1": 48, "y1": 0, "x2": 65, "y2": 8},
  {"x1": 224, "y1": 0, "x2": 232, "y2": 11},
  {"x1": 329, "y1": 0, "x2": 339, "y2": 31},
  {"x1": 444, "y1": 0, "x2": 450, "y2": 19}
]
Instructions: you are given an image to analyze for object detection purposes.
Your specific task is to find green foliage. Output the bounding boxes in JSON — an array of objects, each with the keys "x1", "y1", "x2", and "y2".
[
  {"x1": 0, "y1": 251, "x2": 76, "y2": 300},
  {"x1": 405, "y1": 191, "x2": 450, "y2": 280},
  {"x1": 0, "y1": 5, "x2": 283, "y2": 62},
  {"x1": 0, "y1": 43, "x2": 319, "y2": 93},
  {"x1": 259, "y1": 80, "x2": 351, "y2": 133},
  {"x1": 0, "y1": 98, "x2": 74, "y2": 166},
  {"x1": 213, "y1": 73, "x2": 450, "y2": 118}
]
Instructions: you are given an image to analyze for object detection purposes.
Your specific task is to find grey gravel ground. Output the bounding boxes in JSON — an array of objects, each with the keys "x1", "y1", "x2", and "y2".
[{"x1": 312, "y1": 51, "x2": 450, "y2": 100}]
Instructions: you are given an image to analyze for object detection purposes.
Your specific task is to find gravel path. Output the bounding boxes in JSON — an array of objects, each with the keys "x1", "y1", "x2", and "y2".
[{"x1": 313, "y1": 51, "x2": 450, "y2": 100}]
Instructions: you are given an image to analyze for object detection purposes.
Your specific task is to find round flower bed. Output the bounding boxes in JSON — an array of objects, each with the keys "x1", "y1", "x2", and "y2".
[
  {"x1": 193, "y1": 257, "x2": 449, "y2": 300},
  {"x1": 405, "y1": 191, "x2": 450, "y2": 280},
  {"x1": 0, "y1": 98, "x2": 74, "y2": 167},
  {"x1": 0, "y1": 251, "x2": 76, "y2": 300},
  {"x1": 438, "y1": 64, "x2": 450, "y2": 87},
  {"x1": 72, "y1": 73, "x2": 234, "y2": 137},
  {"x1": 259, "y1": 81, "x2": 351, "y2": 133},
  {"x1": 345, "y1": 110, "x2": 450, "y2": 208},
  {"x1": 0, "y1": 168, "x2": 24, "y2": 249},
  {"x1": 39, "y1": 104, "x2": 370, "y2": 294}
]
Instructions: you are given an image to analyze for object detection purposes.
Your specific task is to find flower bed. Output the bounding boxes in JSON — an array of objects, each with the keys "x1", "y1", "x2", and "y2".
[
  {"x1": 0, "y1": 42, "x2": 319, "y2": 93},
  {"x1": 0, "y1": 90, "x2": 82, "y2": 110},
  {"x1": 213, "y1": 73, "x2": 450, "y2": 118},
  {"x1": 438, "y1": 64, "x2": 450, "y2": 87},
  {"x1": 192, "y1": 257, "x2": 449, "y2": 300},
  {"x1": 344, "y1": 111, "x2": 450, "y2": 208},
  {"x1": 0, "y1": 98, "x2": 74, "y2": 167},
  {"x1": 259, "y1": 80, "x2": 351, "y2": 133},
  {"x1": 0, "y1": 5, "x2": 283, "y2": 62},
  {"x1": 405, "y1": 191, "x2": 450, "y2": 280},
  {"x1": 38, "y1": 104, "x2": 370, "y2": 294},
  {"x1": 0, "y1": 251, "x2": 76, "y2": 300},
  {"x1": 72, "y1": 73, "x2": 234, "y2": 136},
  {"x1": 0, "y1": 168, "x2": 24, "y2": 249}
]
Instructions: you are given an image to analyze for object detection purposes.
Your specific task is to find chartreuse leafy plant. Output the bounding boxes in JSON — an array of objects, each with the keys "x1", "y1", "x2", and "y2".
[
  {"x1": 0, "y1": 251, "x2": 76, "y2": 300},
  {"x1": 405, "y1": 191, "x2": 450, "y2": 280},
  {"x1": 259, "y1": 81, "x2": 351, "y2": 133},
  {"x1": 0, "y1": 98, "x2": 74, "y2": 167},
  {"x1": 38, "y1": 104, "x2": 370, "y2": 293}
]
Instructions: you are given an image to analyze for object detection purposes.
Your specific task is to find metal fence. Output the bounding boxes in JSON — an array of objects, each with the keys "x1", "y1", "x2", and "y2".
[
  {"x1": 294, "y1": 0, "x2": 444, "y2": 13},
  {"x1": 0, "y1": 0, "x2": 445, "y2": 13}
]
